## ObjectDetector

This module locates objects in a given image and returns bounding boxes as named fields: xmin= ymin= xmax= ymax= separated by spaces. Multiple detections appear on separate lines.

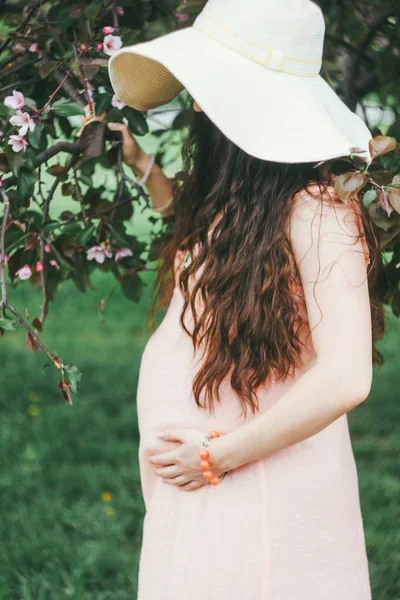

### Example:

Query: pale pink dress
xmin=136 ymin=188 xmax=372 ymax=599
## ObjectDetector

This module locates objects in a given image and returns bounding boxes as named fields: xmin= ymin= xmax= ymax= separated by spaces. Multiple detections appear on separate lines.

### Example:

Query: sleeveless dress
xmin=135 ymin=188 xmax=372 ymax=599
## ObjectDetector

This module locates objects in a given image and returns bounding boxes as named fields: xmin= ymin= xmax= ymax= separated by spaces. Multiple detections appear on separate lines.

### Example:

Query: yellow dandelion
xmin=28 ymin=405 xmax=40 ymax=417
xmin=101 ymin=491 xmax=112 ymax=503
xmin=105 ymin=506 xmax=115 ymax=517
xmin=28 ymin=391 xmax=40 ymax=403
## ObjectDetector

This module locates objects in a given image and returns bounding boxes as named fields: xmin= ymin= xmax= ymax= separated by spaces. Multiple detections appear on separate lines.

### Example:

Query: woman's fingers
xmin=155 ymin=465 xmax=180 ymax=479
xmin=107 ymin=121 xmax=133 ymax=143
xmin=149 ymin=449 xmax=181 ymax=466
xmin=180 ymin=480 xmax=206 ymax=491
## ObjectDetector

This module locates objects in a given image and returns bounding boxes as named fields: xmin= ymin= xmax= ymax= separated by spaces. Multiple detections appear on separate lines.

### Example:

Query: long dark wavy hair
xmin=149 ymin=107 xmax=385 ymax=418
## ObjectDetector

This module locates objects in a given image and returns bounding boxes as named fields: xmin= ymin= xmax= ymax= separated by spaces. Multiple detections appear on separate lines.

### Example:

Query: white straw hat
xmin=108 ymin=0 xmax=372 ymax=163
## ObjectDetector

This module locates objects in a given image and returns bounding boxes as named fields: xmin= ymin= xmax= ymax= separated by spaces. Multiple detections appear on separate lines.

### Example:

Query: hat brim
xmin=108 ymin=27 xmax=372 ymax=163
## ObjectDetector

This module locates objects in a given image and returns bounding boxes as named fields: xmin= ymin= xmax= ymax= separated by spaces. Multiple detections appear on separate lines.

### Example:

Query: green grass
xmin=0 ymin=271 xmax=399 ymax=599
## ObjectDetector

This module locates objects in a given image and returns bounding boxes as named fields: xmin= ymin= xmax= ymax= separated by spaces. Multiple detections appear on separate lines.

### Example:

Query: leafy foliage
xmin=0 ymin=0 xmax=399 ymax=401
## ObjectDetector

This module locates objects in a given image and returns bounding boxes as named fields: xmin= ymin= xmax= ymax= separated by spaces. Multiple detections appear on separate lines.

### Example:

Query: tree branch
xmin=6 ymin=302 xmax=63 ymax=367
xmin=36 ymin=142 xmax=81 ymax=166
xmin=0 ymin=186 xmax=10 ymax=308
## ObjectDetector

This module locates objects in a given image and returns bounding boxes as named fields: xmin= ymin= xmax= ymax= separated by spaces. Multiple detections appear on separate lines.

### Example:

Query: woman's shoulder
xmin=289 ymin=182 xmax=370 ymax=267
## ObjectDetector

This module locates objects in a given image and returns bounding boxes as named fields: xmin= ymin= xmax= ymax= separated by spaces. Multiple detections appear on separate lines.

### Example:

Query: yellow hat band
xmin=193 ymin=13 xmax=321 ymax=78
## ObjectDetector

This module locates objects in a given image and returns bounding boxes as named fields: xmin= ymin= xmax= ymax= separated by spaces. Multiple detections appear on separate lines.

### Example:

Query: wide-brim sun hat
xmin=108 ymin=0 xmax=372 ymax=164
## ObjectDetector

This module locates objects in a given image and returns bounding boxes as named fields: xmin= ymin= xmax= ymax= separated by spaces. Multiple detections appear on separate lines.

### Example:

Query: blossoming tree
xmin=0 ymin=0 xmax=399 ymax=402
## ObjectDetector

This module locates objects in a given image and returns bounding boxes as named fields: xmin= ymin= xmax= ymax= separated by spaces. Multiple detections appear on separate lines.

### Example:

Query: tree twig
xmin=6 ymin=302 xmax=63 ymax=367
xmin=0 ymin=185 xmax=10 ymax=308
xmin=36 ymin=141 xmax=81 ymax=166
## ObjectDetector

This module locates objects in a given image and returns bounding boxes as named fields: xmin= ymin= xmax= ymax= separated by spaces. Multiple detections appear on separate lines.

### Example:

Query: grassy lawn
xmin=0 ymin=266 xmax=399 ymax=599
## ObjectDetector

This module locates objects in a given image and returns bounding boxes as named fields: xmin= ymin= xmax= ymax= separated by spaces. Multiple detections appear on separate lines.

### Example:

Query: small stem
xmin=73 ymin=168 xmax=88 ymax=221
xmin=112 ymin=0 xmax=120 ymax=31
xmin=0 ymin=187 xmax=10 ymax=308
xmin=6 ymin=303 xmax=62 ymax=368
xmin=40 ymin=69 xmax=72 ymax=115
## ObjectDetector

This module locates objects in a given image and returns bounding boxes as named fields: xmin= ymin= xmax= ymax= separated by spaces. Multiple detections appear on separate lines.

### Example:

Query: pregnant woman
xmin=108 ymin=0 xmax=384 ymax=597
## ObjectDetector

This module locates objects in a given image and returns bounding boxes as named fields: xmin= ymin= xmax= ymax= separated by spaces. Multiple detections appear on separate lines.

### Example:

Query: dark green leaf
xmin=77 ymin=224 xmax=96 ymax=246
xmin=28 ymin=124 xmax=43 ymax=150
xmin=0 ymin=153 xmax=10 ymax=173
xmin=37 ymin=61 xmax=59 ymax=79
xmin=17 ymin=167 xmax=36 ymax=204
xmin=121 ymin=273 xmax=143 ymax=302
xmin=122 ymin=106 xmax=149 ymax=136
xmin=95 ymin=93 xmax=112 ymax=116
xmin=51 ymin=99 xmax=86 ymax=117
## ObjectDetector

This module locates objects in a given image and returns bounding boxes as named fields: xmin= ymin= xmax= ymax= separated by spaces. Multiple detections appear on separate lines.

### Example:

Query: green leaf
xmin=42 ymin=220 xmax=61 ymax=233
xmin=60 ymin=223 xmax=83 ymax=237
xmin=28 ymin=124 xmax=43 ymax=150
xmin=392 ymin=174 xmax=400 ymax=186
xmin=37 ymin=61 xmax=59 ymax=79
xmin=108 ymin=223 xmax=132 ymax=248
xmin=95 ymin=93 xmax=112 ymax=116
xmin=51 ymin=99 xmax=86 ymax=117
xmin=77 ymin=224 xmax=96 ymax=246
xmin=121 ymin=273 xmax=143 ymax=302
xmin=122 ymin=106 xmax=149 ymax=136
xmin=5 ymin=231 xmax=29 ymax=254
xmin=62 ymin=363 xmax=82 ymax=393
xmin=0 ymin=317 xmax=17 ymax=332
xmin=9 ymin=149 xmax=26 ymax=178
xmin=17 ymin=167 xmax=36 ymax=204
xmin=363 ymin=189 xmax=377 ymax=208
xmin=0 ymin=152 xmax=10 ymax=173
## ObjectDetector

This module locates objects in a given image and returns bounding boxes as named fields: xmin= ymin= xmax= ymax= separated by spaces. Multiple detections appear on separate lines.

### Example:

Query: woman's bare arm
xmin=212 ymin=193 xmax=373 ymax=471
xmin=107 ymin=122 xmax=175 ymax=216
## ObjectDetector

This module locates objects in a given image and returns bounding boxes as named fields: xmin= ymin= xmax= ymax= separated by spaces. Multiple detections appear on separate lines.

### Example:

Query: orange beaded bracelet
xmin=199 ymin=430 xmax=227 ymax=485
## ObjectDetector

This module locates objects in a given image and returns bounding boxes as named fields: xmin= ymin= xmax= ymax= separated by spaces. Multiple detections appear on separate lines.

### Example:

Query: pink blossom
xmin=103 ymin=34 xmax=122 ymax=56
xmin=116 ymin=6 xmax=124 ymax=16
xmin=86 ymin=245 xmax=113 ymax=264
xmin=102 ymin=26 xmax=115 ymax=35
xmin=0 ymin=253 xmax=10 ymax=264
xmin=8 ymin=134 xmax=28 ymax=152
xmin=44 ymin=244 xmax=51 ymax=254
xmin=111 ymin=94 xmax=126 ymax=109
xmin=4 ymin=90 xmax=25 ymax=110
xmin=173 ymin=10 xmax=190 ymax=23
xmin=9 ymin=110 xmax=35 ymax=136
xmin=81 ymin=43 xmax=88 ymax=51
xmin=28 ymin=43 xmax=42 ymax=57
xmin=16 ymin=264 xmax=32 ymax=280
xmin=115 ymin=247 xmax=133 ymax=261
xmin=35 ymin=261 xmax=44 ymax=273
xmin=97 ymin=43 xmax=103 ymax=51
xmin=49 ymin=259 xmax=60 ymax=269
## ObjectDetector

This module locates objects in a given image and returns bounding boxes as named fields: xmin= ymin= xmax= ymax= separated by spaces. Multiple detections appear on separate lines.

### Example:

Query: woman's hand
xmin=107 ymin=121 xmax=149 ymax=171
xmin=149 ymin=429 xmax=227 ymax=491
